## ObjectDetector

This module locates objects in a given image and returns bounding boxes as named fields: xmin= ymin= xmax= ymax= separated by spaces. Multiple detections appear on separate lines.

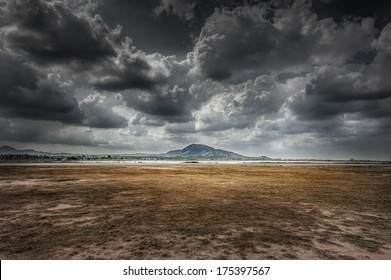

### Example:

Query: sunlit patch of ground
xmin=0 ymin=164 xmax=390 ymax=259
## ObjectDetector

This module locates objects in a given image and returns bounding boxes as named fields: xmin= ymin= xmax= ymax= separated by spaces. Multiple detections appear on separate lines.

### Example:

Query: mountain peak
xmin=0 ymin=145 xmax=16 ymax=150
xmin=166 ymin=143 xmax=244 ymax=159
xmin=182 ymin=144 xmax=214 ymax=152
xmin=0 ymin=146 xmax=18 ymax=152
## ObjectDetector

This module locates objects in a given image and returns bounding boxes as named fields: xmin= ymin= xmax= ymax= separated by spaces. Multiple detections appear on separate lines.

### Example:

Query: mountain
xmin=166 ymin=144 xmax=245 ymax=159
xmin=0 ymin=145 xmax=43 ymax=155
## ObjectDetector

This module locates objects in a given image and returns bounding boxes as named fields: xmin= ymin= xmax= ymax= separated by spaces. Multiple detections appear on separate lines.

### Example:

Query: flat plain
xmin=0 ymin=163 xmax=390 ymax=259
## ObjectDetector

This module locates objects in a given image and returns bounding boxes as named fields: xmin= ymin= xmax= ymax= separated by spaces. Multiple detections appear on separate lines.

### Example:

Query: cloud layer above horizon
xmin=0 ymin=0 xmax=390 ymax=159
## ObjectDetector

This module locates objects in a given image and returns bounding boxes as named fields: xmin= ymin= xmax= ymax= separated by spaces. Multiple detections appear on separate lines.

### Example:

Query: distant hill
xmin=166 ymin=144 xmax=246 ymax=159
xmin=0 ymin=145 xmax=43 ymax=155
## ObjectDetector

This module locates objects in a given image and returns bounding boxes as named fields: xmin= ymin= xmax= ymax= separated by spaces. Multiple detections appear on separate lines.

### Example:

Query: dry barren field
xmin=0 ymin=164 xmax=390 ymax=259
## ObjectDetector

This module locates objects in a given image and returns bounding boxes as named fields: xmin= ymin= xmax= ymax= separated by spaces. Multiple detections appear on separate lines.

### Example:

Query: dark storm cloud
xmin=2 ymin=0 xmax=117 ymax=65
xmin=191 ymin=2 xmax=320 ymax=82
xmin=154 ymin=0 xmax=199 ymax=21
xmin=289 ymin=75 xmax=391 ymax=121
xmin=95 ymin=0 xmax=270 ymax=59
xmin=0 ymin=117 xmax=109 ymax=147
xmin=312 ymin=0 xmax=391 ymax=29
xmin=0 ymin=48 xmax=133 ymax=129
xmin=80 ymin=94 xmax=128 ymax=128
xmin=311 ymin=17 xmax=376 ymax=65
xmin=291 ymin=81 xmax=385 ymax=120
xmin=0 ymin=0 xmax=162 ymax=128
xmin=117 ymin=54 xmax=197 ymax=123
xmin=192 ymin=5 xmax=282 ymax=81
xmin=192 ymin=75 xmax=291 ymax=131
xmin=92 ymin=44 xmax=161 ymax=91
xmin=191 ymin=1 xmax=377 ymax=82
xmin=90 ymin=50 xmax=195 ymax=122
xmin=1 ymin=0 xmax=161 ymax=93
xmin=0 ymin=51 xmax=83 ymax=123
xmin=96 ymin=0 xmax=197 ymax=59
xmin=123 ymin=87 xmax=192 ymax=123
xmin=288 ymin=21 xmax=391 ymax=121
xmin=0 ymin=0 xmax=195 ymax=129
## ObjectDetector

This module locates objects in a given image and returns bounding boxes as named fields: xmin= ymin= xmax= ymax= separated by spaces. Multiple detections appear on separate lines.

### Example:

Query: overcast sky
xmin=0 ymin=0 xmax=390 ymax=159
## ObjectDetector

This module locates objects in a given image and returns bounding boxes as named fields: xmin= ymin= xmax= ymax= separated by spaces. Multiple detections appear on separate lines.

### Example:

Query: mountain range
xmin=0 ymin=145 xmax=43 ymax=155
xmin=0 ymin=144 xmax=269 ymax=160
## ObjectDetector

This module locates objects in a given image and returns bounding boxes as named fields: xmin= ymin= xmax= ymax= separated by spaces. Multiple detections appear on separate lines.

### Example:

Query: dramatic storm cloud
xmin=0 ymin=50 xmax=83 ymax=123
xmin=154 ymin=0 xmax=199 ymax=21
xmin=0 ymin=0 xmax=390 ymax=159
xmin=2 ymin=0 xmax=117 ymax=65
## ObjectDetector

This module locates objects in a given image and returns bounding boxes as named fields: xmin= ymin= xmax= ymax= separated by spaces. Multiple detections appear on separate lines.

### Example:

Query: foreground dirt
xmin=0 ymin=164 xmax=390 ymax=259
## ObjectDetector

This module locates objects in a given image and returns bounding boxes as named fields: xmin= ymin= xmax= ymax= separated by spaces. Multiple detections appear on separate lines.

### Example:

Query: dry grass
xmin=0 ymin=164 xmax=390 ymax=259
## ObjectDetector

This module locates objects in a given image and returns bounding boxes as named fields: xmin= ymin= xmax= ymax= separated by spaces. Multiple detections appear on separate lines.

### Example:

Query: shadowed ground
xmin=0 ymin=164 xmax=390 ymax=259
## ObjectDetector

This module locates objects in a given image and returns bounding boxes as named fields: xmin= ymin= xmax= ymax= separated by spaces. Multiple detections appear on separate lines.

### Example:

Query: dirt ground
xmin=0 ymin=164 xmax=390 ymax=259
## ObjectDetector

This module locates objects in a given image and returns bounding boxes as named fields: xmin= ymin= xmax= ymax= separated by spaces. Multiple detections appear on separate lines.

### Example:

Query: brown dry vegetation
xmin=0 ymin=164 xmax=390 ymax=259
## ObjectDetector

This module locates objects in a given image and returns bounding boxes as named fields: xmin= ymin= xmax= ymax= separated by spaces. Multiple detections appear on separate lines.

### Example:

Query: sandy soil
xmin=0 ymin=164 xmax=390 ymax=259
